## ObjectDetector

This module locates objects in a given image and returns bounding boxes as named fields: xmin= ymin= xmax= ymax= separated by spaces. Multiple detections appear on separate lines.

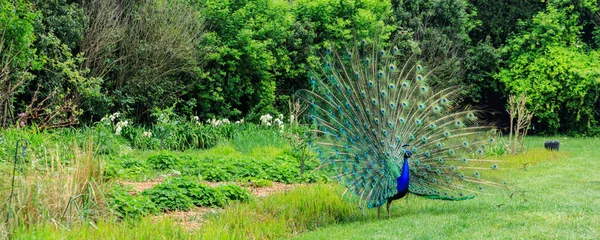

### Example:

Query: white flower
xmin=274 ymin=118 xmax=283 ymax=126
xmin=279 ymin=114 xmax=284 ymax=120
xmin=109 ymin=112 xmax=120 ymax=122
xmin=143 ymin=131 xmax=152 ymax=137
xmin=222 ymin=118 xmax=230 ymax=124
xmin=193 ymin=116 xmax=200 ymax=122
xmin=208 ymin=118 xmax=227 ymax=127
xmin=115 ymin=126 xmax=122 ymax=135
xmin=290 ymin=114 xmax=295 ymax=124
xmin=260 ymin=114 xmax=275 ymax=125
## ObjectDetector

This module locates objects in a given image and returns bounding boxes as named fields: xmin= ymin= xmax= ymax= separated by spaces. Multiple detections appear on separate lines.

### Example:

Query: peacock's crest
xmin=297 ymin=38 xmax=507 ymax=209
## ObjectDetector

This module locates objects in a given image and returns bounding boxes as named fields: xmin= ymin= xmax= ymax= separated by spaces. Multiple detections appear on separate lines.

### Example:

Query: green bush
xmin=146 ymin=153 xmax=180 ymax=171
xmin=167 ymin=177 xmax=226 ymax=207
xmin=141 ymin=180 xmax=195 ymax=211
xmin=199 ymin=166 xmax=233 ymax=182
xmin=186 ymin=148 xmax=326 ymax=184
xmin=217 ymin=184 xmax=251 ymax=203
xmin=142 ymin=177 xmax=236 ymax=210
xmin=108 ymin=185 xmax=158 ymax=220
xmin=497 ymin=5 xmax=600 ymax=134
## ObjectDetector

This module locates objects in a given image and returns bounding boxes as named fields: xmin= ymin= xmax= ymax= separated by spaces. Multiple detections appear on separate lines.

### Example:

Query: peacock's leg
xmin=377 ymin=206 xmax=381 ymax=219
xmin=386 ymin=200 xmax=392 ymax=218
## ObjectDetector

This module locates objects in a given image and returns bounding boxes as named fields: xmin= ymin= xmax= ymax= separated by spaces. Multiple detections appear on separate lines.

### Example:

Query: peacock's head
xmin=402 ymin=144 xmax=412 ymax=158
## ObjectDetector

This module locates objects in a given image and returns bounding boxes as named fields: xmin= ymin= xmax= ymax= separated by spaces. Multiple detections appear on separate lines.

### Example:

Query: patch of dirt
xmin=249 ymin=182 xmax=303 ymax=197
xmin=121 ymin=178 xmax=164 ymax=194
xmin=121 ymin=179 xmax=303 ymax=197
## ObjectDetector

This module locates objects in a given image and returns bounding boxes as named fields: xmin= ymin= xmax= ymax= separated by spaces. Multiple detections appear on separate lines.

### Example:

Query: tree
xmin=497 ymin=5 xmax=600 ymax=134
xmin=0 ymin=0 xmax=41 ymax=126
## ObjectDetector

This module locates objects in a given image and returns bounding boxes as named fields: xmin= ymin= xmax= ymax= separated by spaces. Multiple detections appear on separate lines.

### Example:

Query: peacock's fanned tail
xmin=296 ymin=39 xmax=505 ymax=209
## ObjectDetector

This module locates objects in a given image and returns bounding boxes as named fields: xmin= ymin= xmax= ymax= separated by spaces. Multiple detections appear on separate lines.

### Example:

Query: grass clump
xmin=12 ymin=217 xmax=196 ymax=240
xmin=200 ymin=184 xmax=361 ymax=239
xmin=0 ymin=142 xmax=108 ymax=238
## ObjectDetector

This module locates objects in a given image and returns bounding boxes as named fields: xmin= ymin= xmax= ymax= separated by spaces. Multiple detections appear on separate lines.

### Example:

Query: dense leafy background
xmin=1 ymin=0 xmax=599 ymax=135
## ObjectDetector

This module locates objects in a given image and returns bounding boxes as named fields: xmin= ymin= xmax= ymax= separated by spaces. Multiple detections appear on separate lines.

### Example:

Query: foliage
xmin=189 ymin=0 xmax=295 ymax=120
xmin=166 ymin=177 xmax=226 ymax=208
xmin=293 ymin=0 xmax=393 ymax=48
xmin=104 ymin=156 xmax=154 ymax=181
xmin=391 ymin=0 xmax=473 ymax=83
xmin=217 ymin=184 xmax=252 ymax=203
xmin=0 ymin=0 xmax=41 ymax=126
xmin=141 ymin=179 xmax=195 ymax=211
xmin=140 ymin=177 xmax=251 ymax=211
xmin=107 ymin=185 xmax=157 ymax=220
xmin=497 ymin=5 xmax=600 ymax=134
xmin=462 ymin=40 xmax=504 ymax=106
xmin=111 ymin=0 xmax=206 ymax=120
xmin=469 ymin=0 xmax=546 ymax=47
xmin=146 ymin=153 xmax=181 ymax=171
xmin=22 ymin=0 xmax=100 ymax=129
xmin=190 ymin=153 xmax=325 ymax=184
xmin=187 ymin=0 xmax=394 ymax=121
xmin=0 ymin=0 xmax=599 ymax=136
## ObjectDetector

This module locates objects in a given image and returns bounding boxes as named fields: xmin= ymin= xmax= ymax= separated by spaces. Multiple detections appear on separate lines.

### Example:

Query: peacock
xmin=296 ymin=38 xmax=506 ymax=218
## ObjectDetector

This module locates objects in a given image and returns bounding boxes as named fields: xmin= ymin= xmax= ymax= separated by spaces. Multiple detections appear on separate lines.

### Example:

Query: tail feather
xmin=297 ymin=38 xmax=506 ymax=208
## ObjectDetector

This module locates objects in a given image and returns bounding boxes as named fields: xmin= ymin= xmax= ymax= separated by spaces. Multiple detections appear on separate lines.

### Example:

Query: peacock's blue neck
xmin=396 ymin=156 xmax=410 ymax=194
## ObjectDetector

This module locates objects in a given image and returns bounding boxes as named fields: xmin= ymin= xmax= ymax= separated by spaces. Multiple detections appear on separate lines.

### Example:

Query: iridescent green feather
xmin=297 ymin=39 xmax=505 ymax=208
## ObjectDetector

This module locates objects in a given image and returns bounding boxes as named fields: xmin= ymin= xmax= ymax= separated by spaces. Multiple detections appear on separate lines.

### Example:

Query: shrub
xmin=217 ymin=184 xmax=251 ymax=203
xmin=143 ymin=177 xmax=233 ymax=210
xmin=497 ymin=6 xmax=600 ymax=134
xmin=146 ymin=152 xmax=180 ymax=171
xmin=167 ymin=177 xmax=226 ymax=207
xmin=199 ymin=164 xmax=234 ymax=182
xmin=108 ymin=185 xmax=158 ymax=220
xmin=141 ymin=181 xmax=194 ymax=211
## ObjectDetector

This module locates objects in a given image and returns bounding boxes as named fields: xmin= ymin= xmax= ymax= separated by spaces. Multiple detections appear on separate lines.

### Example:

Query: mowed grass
xmin=296 ymin=137 xmax=600 ymax=239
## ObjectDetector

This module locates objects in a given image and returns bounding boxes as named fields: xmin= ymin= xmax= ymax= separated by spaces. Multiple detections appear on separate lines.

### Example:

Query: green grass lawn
xmin=296 ymin=137 xmax=600 ymax=239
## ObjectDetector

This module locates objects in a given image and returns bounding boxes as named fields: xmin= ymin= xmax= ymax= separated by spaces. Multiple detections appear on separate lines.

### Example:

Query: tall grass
xmin=0 ymin=141 xmax=108 ymax=238
xmin=12 ymin=217 xmax=195 ymax=240
xmin=12 ymin=184 xmax=364 ymax=239
xmin=231 ymin=126 xmax=288 ymax=153
xmin=200 ymin=184 xmax=363 ymax=239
